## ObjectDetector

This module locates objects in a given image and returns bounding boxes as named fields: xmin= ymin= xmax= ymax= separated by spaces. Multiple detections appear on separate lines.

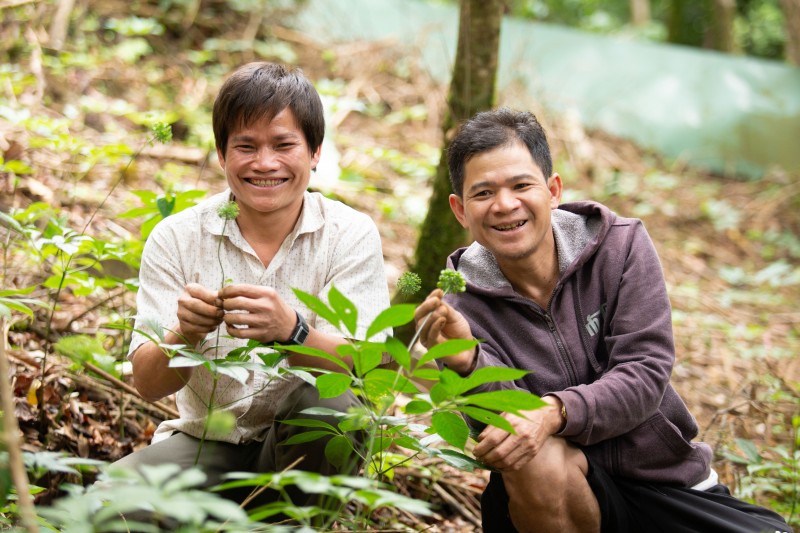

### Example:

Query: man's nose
xmin=252 ymin=148 xmax=280 ymax=171
xmin=492 ymin=189 xmax=520 ymax=212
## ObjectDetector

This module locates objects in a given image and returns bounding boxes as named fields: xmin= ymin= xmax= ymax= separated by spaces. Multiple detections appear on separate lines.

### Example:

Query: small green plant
xmin=723 ymin=417 xmax=799 ymax=528
xmin=241 ymin=280 xmax=545 ymax=528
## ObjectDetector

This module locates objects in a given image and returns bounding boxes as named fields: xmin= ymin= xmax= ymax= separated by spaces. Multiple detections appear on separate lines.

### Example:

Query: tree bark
xmin=710 ymin=0 xmax=736 ymax=52
xmin=781 ymin=0 xmax=800 ymax=65
xmin=630 ymin=0 xmax=651 ymax=27
xmin=393 ymin=0 xmax=503 ymax=338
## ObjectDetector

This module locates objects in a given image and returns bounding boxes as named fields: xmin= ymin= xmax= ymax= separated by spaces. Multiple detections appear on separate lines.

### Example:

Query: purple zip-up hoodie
xmin=444 ymin=200 xmax=712 ymax=486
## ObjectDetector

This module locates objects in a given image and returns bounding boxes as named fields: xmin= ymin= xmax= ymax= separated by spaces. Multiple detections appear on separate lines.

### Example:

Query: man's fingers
xmin=185 ymin=283 xmax=221 ymax=306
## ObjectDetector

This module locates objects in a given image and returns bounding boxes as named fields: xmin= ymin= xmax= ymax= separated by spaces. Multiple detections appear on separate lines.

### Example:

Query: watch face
xmin=291 ymin=311 xmax=309 ymax=345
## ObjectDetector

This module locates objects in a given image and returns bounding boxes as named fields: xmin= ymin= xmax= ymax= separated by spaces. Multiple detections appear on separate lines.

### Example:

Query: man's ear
xmin=449 ymin=194 xmax=469 ymax=229
xmin=548 ymin=173 xmax=563 ymax=209
xmin=310 ymin=145 xmax=322 ymax=171
xmin=216 ymin=146 xmax=226 ymax=169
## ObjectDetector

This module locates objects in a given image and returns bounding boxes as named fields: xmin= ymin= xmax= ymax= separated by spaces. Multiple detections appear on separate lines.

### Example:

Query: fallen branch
xmin=0 ymin=317 xmax=39 ymax=532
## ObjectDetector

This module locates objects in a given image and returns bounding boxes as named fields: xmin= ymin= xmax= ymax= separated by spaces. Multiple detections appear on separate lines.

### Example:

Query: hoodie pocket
xmin=608 ymin=412 xmax=707 ymax=484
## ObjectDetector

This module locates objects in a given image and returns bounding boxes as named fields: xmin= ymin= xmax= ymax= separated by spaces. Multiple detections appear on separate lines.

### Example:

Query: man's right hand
xmin=176 ymin=283 xmax=224 ymax=347
xmin=414 ymin=288 xmax=476 ymax=374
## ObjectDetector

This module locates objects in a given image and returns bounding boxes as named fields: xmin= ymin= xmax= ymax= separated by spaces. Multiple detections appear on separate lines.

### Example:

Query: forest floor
xmin=2 ymin=5 xmax=799 ymax=531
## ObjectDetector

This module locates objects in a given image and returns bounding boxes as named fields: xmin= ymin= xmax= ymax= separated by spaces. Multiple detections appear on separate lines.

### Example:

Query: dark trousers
xmin=113 ymin=382 xmax=362 ymax=509
xmin=481 ymin=461 xmax=793 ymax=533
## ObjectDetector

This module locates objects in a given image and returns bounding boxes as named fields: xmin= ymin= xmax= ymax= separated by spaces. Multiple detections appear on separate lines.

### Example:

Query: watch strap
xmin=286 ymin=310 xmax=309 ymax=345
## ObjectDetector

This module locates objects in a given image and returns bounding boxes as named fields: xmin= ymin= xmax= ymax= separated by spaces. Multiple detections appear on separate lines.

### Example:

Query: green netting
xmin=294 ymin=0 xmax=800 ymax=178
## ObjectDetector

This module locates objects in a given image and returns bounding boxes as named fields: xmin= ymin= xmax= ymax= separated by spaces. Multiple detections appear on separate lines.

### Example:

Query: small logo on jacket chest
xmin=585 ymin=303 xmax=607 ymax=336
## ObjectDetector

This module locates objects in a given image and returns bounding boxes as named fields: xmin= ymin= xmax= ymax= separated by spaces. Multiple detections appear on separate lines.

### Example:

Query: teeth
xmin=495 ymin=221 xmax=525 ymax=231
xmin=248 ymin=178 xmax=283 ymax=187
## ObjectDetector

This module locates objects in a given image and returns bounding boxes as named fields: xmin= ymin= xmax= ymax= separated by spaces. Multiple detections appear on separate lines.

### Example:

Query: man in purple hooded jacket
xmin=414 ymin=108 xmax=791 ymax=533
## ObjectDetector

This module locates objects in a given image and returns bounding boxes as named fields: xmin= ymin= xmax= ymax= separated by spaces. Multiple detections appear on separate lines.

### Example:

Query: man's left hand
xmin=219 ymin=284 xmax=297 ymax=344
xmin=473 ymin=397 xmax=563 ymax=471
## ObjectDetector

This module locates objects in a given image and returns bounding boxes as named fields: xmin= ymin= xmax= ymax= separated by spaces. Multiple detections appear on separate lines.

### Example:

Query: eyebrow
xmin=466 ymin=173 xmax=539 ymax=194
xmin=230 ymin=132 xmax=300 ymax=143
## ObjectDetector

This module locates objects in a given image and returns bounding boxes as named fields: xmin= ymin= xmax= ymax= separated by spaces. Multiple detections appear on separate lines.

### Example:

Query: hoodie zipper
xmin=541 ymin=286 xmax=579 ymax=387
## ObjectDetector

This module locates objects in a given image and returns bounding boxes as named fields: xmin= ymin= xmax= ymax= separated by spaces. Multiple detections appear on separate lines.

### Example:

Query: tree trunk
xmin=392 ymin=0 xmax=503 ymax=338
xmin=710 ymin=0 xmax=736 ymax=52
xmin=781 ymin=0 xmax=800 ymax=65
xmin=630 ymin=0 xmax=651 ymax=27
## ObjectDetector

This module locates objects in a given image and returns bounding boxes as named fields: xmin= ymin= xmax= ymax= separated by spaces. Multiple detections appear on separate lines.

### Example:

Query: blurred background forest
xmin=0 ymin=0 xmax=798 ymax=530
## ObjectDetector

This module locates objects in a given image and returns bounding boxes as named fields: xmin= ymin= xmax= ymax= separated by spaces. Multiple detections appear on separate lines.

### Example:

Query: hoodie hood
xmin=449 ymin=201 xmax=613 ymax=295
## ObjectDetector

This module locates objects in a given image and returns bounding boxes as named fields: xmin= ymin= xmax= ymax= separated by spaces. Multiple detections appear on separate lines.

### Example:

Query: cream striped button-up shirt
xmin=129 ymin=189 xmax=390 ymax=444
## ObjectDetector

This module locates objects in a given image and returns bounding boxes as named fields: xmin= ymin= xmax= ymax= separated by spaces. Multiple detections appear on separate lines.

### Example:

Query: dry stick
xmin=0 ymin=317 xmax=39 ymax=532
xmin=432 ymin=481 xmax=481 ymax=527
xmin=80 ymin=361 xmax=179 ymax=420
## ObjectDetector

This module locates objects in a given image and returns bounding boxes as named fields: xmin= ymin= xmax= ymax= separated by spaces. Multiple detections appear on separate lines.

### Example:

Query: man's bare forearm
xmin=131 ymin=328 xmax=194 ymax=402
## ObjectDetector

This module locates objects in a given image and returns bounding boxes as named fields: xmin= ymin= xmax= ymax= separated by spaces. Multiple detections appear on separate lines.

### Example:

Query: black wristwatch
xmin=285 ymin=310 xmax=309 ymax=345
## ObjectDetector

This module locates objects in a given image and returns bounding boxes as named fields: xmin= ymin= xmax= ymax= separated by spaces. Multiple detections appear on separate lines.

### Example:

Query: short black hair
xmin=447 ymin=108 xmax=552 ymax=197
xmin=212 ymin=62 xmax=324 ymax=155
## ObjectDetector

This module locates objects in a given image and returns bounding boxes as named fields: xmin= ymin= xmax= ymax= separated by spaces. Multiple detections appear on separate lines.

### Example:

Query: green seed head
xmin=151 ymin=122 xmax=173 ymax=144
xmin=437 ymin=269 xmax=466 ymax=295
xmin=217 ymin=200 xmax=240 ymax=220
xmin=396 ymin=271 xmax=422 ymax=296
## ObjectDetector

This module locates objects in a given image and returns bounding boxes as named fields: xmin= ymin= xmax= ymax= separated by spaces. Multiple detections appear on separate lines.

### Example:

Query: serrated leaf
xmin=277 ymin=343 xmax=350 ymax=371
xmin=328 ymin=285 xmax=358 ymax=336
xmin=417 ymin=338 xmax=479 ymax=368
xmin=435 ymin=448 xmax=486 ymax=472
xmin=458 ymin=406 xmax=515 ymax=434
xmin=325 ymin=435 xmax=354 ymax=469
xmin=458 ymin=366 xmax=529 ymax=393
xmin=366 ymin=304 xmax=415 ymax=340
xmin=431 ymin=411 xmax=469 ymax=450
xmin=315 ymin=372 xmax=352 ymax=398
xmin=282 ymin=430 xmax=332 ymax=446
xmin=464 ymin=390 xmax=545 ymax=413
xmin=404 ymin=400 xmax=432 ymax=414
xmin=343 ymin=342 xmax=382 ymax=377
xmin=385 ymin=336 xmax=410 ymax=371
xmin=293 ymin=288 xmax=340 ymax=331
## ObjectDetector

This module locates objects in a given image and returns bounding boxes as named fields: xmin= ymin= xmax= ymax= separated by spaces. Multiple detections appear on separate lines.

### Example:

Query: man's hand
xmin=473 ymin=396 xmax=564 ymax=472
xmin=414 ymin=288 xmax=475 ymax=374
xmin=219 ymin=284 xmax=296 ymax=344
xmin=176 ymin=283 xmax=224 ymax=347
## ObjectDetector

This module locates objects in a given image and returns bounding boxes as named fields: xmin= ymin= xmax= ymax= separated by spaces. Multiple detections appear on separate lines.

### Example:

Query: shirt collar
xmin=201 ymin=189 xmax=324 ymax=243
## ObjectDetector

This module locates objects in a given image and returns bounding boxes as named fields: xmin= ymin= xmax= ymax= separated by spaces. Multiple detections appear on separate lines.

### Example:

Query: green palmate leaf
xmin=366 ymin=304 xmax=415 ymax=340
xmin=417 ymin=338 xmax=479 ymax=368
xmin=458 ymin=366 xmax=529 ymax=394
xmin=328 ymin=285 xmax=358 ymax=336
xmin=464 ymin=390 xmax=546 ymax=413
xmin=458 ymin=406 xmax=515 ymax=434
xmin=281 ymin=430 xmax=333 ymax=446
xmin=341 ymin=341 xmax=382 ymax=377
xmin=431 ymin=411 xmax=469 ymax=450
xmin=315 ymin=372 xmax=352 ymax=398
xmin=429 ymin=367 xmax=461 ymax=404
xmin=363 ymin=368 xmax=420 ymax=401
xmin=404 ymin=399 xmax=433 ymax=414
xmin=279 ymin=343 xmax=350 ymax=372
xmin=385 ymin=336 xmax=411 ymax=371
xmin=325 ymin=435 xmax=354 ymax=469
xmin=293 ymin=288 xmax=340 ymax=331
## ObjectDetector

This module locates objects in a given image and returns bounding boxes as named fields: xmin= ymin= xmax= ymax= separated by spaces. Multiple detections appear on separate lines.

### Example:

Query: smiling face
xmin=216 ymin=107 xmax=320 ymax=226
xmin=449 ymin=140 xmax=562 ymax=265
